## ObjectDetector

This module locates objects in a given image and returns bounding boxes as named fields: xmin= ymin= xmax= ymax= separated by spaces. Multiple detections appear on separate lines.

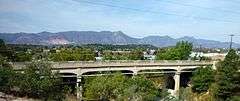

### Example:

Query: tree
xmin=49 ymin=48 xmax=95 ymax=61
xmin=14 ymin=52 xmax=32 ymax=62
xmin=191 ymin=66 xmax=215 ymax=93
xmin=214 ymin=49 xmax=240 ymax=100
xmin=0 ymin=54 xmax=15 ymax=93
xmin=156 ymin=41 xmax=193 ymax=60
xmin=0 ymin=39 xmax=13 ymax=60
xmin=17 ymin=60 xmax=67 ymax=100
xmin=84 ymin=73 xmax=161 ymax=100
xmin=84 ymin=73 xmax=126 ymax=100
xmin=128 ymin=49 xmax=144 ymax=60
xmin=122 ymin=76 xmax=159 ymax=101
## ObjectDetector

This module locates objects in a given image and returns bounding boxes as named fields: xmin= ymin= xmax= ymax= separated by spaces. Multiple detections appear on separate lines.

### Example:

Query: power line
xmin=72 ymin=0 xmax=238 ymax=24
xmin=155 ymin=0 xmax=240 ymax=16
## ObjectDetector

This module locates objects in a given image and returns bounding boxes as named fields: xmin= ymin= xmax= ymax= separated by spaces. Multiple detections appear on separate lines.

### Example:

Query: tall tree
xmin=214 ymin=49 xmax=240 ymax=100
xmin=0 ymin=39 xmax=13 ymax=60
xmin=191 ymin=66 xmax=215 ymax=93
xmin=156 ymin=41 xmax=193 ymax=60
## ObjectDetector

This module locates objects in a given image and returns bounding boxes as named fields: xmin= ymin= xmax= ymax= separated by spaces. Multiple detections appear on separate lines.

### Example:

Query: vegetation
xmin=84 ymin=73 xmax=163 ymax=100
xmin=103 ymin=49 xmax=144 ymax=60
xmin=16 ymin=60 xmax=67 ymax=100
xmin=0 ymin=39 xmax=14 ymax=61
xmin=156 ymin=41 xmax=192 ymax=60
xmin=2 ymin=38 xmax=240 ymax=101
xmin=214 ymin=49 xmax=240 ymax=100
xmin=0 ymin=58 xmax=68 ymax=100
xmin=13 ymin=52 xmax=33 ymax=62
xmin=0 ymin=40 xmax=68 ymax=100
xmin=191 ymin=66 xmax=215 ymax=93
xmin=49 ymin=48 xmax=95 ymax=61
xmin=81 ymin=44 xmax=157 ymax=51
xmin=189 ymin=49 xmax=240 ymax=101
xmin=0 ymin=55 xmax=15 ymax=93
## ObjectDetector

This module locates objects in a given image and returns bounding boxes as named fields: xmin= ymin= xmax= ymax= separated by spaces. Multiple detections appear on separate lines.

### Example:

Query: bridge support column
xmin=174 ymin=72 xmax=181 ymax=97
xmin=76 ymin=76 xmax=82 ymax=100
xmin=132 ymin=70 xmax=138 ymax=76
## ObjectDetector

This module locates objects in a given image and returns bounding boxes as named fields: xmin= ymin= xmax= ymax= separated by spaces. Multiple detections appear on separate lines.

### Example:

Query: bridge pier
xmin=132 ymin=69 xmax=138 ymax=76
xmin=76 ymin=76 xmax=83 ymax=100
xmin=174 ymin=72 xmax=181 ymax=97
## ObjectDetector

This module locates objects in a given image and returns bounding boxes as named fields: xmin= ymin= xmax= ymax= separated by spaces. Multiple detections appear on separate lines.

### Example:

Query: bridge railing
xmin=55 ymin=60 xmax=213 ymax=64
xmin=11 ymin=60 xmax=214 ymax=69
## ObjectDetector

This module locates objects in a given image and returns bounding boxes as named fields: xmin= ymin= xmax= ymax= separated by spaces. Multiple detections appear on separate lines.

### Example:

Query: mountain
xmin=0 ymin=31 xmax=238 ymax=48
xmin=139 ymin=35 xmax=176 ymax=47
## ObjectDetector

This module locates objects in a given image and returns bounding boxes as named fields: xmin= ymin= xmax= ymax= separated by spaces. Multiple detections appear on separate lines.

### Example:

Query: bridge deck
xmin=11 ymin=60 xmax=214 ymax=70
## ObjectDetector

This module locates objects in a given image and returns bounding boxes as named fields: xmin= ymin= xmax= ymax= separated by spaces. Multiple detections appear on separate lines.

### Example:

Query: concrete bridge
xmin=11 ymin=60 xmax=216 ymax=99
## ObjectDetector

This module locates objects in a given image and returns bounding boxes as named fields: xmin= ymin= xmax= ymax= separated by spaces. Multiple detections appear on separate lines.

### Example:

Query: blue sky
xmin=1 ymin=0 xmax=240 ymax=43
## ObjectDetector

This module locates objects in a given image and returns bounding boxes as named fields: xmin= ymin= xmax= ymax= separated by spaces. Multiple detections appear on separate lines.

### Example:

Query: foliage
xmin=128 ymin=49 xmax=144 ymax=60
xmin=156 ymin=41 xmax=192 ymax=60
xmin=103 ymin=49 xmax=144 ymax=60
xmin=103 ymin=51 xmax=129 ymax=60
xmin=214 ymin=49 xmax=240 ymax=100
xmin=84 ymin=73 xmax=161 ymax=101
xmin=230 ymin=96 xmax=240 ymax=101
xmin=191 ymin=66 xmax=215 ymax=93
xmin=82 ymin=44 xmax=157 ymax=51
xmin=0 ymin=55 xmax=15 ymax=93
xmin=178 ymin=87 xmax=215 ymax=101
xmin=13 ymin=52 xmax=32 ymax=62
xmin=17 ymin=60 xmax=67 ymax=100
xmin=49 ymin=48 xmax=95 ymax=61
xmin=0 ymin=39 xmax=14 ymax=61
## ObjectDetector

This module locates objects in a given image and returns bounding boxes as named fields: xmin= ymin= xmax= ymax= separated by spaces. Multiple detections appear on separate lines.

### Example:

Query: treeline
xmin=102 ymin=49 xmax=144 ymax=60
xmin=81 ymin=44 xmax=157 ymax=51
xmin=1 ymin=38 xmax=209 ymax=62
xmin=49 ymin=48 xmax=95 ymax=61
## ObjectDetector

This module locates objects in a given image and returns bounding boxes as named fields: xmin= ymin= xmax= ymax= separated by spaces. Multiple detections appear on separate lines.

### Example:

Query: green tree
xmin=84 ymin=73 xmax=160 ymax=101
xmin=0 ymin=39 xmax=13 ymax=60
xmin=214 ymin=49 xmax=240 ymax=100
xmin=122 ymin=76 xmax=159 ymax=101
xmin=84 ymin=73 xmax=126 ymax=100
xmin=128 ymin=49 xmax=144 ymax=60
xmin=18 ymin=60 xmax=67 ymax=100
xmin=14 ymin=52 xmax=32 ymax=62
xmin=156 ymin=41 xmax=193 ymax=60
xmin=191 ymin=66 xmax=215 ymax=93
xmin=49 ymin=48 xmax=95 ymax=61
xmin=0 ymin=55 xmax=15 ymax=93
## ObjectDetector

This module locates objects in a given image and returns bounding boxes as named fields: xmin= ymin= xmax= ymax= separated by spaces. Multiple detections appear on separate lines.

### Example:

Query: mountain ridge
xmin=0 ymin=31 xmax=238 ymax=48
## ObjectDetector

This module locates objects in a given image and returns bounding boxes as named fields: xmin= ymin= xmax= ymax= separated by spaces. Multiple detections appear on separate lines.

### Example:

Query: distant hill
xmin=0 ymin=31 xmax=238 ymax=48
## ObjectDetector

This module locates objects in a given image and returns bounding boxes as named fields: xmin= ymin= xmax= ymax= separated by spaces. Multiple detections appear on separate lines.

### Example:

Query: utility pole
xmin=229 ymin=34 xmax=234 ymax=49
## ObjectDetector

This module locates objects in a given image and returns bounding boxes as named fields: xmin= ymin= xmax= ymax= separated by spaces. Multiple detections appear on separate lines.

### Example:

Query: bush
xmin=84 ymin=73 xmax=162 ymax=100
xmin=0 ymin=55 xmax=15 ymax=93
xmin=17 ymin=60 xmax=67 ymax=100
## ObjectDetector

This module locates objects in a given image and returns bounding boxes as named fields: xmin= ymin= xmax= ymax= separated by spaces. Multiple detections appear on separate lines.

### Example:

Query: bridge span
xmin=11 ymin=60 xmax=216 ymax=99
